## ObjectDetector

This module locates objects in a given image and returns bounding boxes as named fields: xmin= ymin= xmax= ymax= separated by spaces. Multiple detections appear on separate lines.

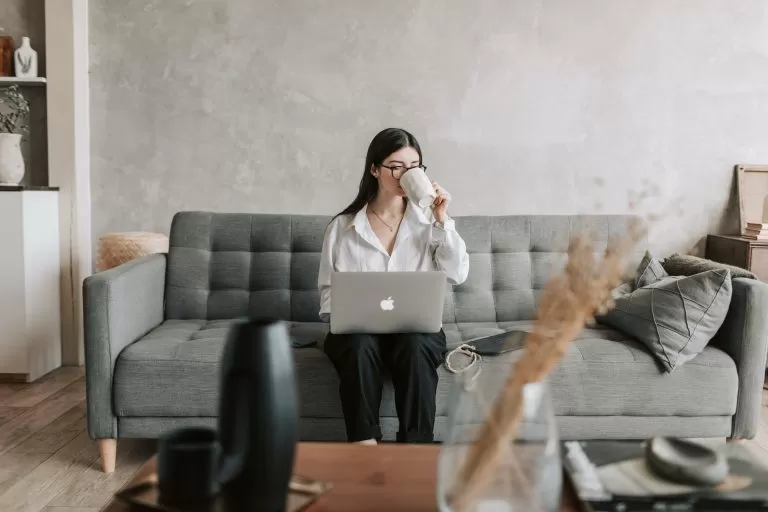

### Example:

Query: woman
xmin=317 ymin=128 xmax=469 ymax=444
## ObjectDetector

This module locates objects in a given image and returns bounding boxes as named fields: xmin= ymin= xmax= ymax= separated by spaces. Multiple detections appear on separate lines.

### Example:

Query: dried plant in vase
xmin=446 ymin=221 xmax=645 ymax=511
xmin=0 ymin=84 xmax=30 ymax=185
xmin=0 ymin=84 xmax=30 ymax=134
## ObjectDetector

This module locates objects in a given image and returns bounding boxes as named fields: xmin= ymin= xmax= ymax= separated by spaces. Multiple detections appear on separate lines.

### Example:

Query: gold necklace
xmin=371 ymin=209 xmax=402 ymax=232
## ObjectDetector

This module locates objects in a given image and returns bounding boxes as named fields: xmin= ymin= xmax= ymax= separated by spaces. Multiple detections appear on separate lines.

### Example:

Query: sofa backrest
xmin=165 ymin=211 xmax=643 ymax=323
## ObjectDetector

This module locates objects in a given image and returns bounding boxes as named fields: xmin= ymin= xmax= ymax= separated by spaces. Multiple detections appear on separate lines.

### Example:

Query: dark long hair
xmin=335 ymin=128 xmax=423 ymax=219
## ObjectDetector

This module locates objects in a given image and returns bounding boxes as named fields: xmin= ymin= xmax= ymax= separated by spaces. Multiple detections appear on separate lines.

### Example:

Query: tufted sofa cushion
xmin=165 ymin=213 xmax=329 ymax=321
xmin=164 ymin=212 xmax=645 ymax=324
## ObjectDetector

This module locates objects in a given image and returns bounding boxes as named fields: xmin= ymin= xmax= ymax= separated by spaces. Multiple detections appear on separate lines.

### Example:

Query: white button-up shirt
xmin=317 ymin=201 xmax=470 ymax=321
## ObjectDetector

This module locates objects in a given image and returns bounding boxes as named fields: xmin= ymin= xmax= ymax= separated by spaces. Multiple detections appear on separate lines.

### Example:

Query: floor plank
xmin=0 ymin=395 xmax=86 ymax=454
xmin=3 ymin=368 xmax=84 ymax=409
xmin=0 ymin=383 xmax=27 ymax=405
xmin=0 ymin=407 xmax=28 ymax=428
xmin=10 ymin=402 xmax=85 ymax=455
xmin=27 ymin=402 xmax=85 ymax=434
xmin=51 ymin=379 xmax=86 ymax=403
xmin=0 ymin=430 xmax=99 ymax=512
xmin=0 ymin=453 xmax=50 ymax=496
xmin=9 ymin=429 xmax=81 ymax=457
xmin=47 ymin=439 xmax=154 ymax=509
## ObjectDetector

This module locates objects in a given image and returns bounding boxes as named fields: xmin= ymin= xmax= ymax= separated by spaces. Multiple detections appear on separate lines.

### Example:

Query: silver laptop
xmin=330 ymin=271 xmax=447 ymax=334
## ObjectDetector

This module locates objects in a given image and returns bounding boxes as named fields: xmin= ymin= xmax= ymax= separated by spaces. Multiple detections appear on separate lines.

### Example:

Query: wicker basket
xmin=97 ymin=231 xmax=169 ymax=271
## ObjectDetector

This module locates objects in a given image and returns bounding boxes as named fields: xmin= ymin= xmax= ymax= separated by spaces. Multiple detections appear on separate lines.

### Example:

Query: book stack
xmin=745 ymin=223 xmax=768 ymax=240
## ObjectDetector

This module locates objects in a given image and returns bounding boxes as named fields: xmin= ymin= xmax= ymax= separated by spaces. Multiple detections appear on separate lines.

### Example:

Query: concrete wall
xmin=89 ymin=0 xmax=768 ymax=255
xmin=0 ymin=0 xmax=48 ymax=187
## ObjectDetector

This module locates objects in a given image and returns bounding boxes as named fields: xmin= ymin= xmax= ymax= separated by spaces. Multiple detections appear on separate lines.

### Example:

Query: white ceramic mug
xmin=400 ymin=167 xmax=437 ymax=209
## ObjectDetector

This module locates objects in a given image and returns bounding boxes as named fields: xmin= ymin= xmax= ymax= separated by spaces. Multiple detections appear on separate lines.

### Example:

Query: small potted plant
xmin=0 ymin=84 xmax=30 ymax=185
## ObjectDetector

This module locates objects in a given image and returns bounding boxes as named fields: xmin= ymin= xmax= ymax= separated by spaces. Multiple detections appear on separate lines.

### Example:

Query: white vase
xmin=0 ymin=133 xmax=25 ymax=185
xmin=14 ymin=37 xmax=37 ymax=78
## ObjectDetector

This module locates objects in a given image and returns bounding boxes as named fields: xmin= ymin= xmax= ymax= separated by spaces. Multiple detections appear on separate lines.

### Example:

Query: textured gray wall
xmin=0 ymin=0 xmax=47 ymax=187
xmin=89 ymin=0 xmax=768 ymax=255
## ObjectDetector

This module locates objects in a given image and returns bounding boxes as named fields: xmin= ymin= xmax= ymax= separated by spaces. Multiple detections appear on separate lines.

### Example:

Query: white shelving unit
xmin=0 ymin=77 xmax=47 ymax=86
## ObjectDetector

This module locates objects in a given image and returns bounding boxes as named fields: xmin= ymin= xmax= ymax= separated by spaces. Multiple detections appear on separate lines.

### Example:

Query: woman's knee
xmin=325 ymin=333 xmax=381 ymax=363
xmin=390 ymin=332 xmax=445 ymax=366
xmin=349 ymin=334 xmax=380 ymax=359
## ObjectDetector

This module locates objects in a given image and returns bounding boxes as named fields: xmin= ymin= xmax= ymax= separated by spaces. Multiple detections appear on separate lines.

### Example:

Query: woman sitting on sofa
xmin=317 ymin=127 xmax=470 ymax=445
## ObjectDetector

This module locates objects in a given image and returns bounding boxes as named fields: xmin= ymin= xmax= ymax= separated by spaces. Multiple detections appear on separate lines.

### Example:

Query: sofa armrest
xmin=711 ymin=277 xmax=768 ymax=439
xmin=83 ymin=253 xmax=167 ymax=439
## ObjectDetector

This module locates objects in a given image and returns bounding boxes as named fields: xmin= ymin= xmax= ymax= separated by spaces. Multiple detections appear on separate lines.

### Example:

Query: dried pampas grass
xmin=447 ymin=220 xmax=645 ymax=511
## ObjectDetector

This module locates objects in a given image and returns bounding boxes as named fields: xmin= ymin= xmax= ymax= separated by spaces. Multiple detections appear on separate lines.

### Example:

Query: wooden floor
xmin=0 ymin=367 xmax=154 ymax=512
xmin=0 ymin=367 xmax=767 ymax=512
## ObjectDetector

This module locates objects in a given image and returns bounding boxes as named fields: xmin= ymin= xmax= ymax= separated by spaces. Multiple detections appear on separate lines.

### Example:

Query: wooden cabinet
xmin=706 ymin=234 xmax=768 ymax=281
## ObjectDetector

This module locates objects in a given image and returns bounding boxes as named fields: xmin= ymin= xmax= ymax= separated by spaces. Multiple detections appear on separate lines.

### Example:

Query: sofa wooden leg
xmin=727 ymin=437 xmax=746 ymax=444
xmin=98 ymin=439 xmax=117 ymax=473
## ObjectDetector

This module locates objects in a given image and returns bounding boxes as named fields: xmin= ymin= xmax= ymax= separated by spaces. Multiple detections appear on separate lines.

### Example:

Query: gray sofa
xmin=84 ymin=211 xmax=768 ymax=470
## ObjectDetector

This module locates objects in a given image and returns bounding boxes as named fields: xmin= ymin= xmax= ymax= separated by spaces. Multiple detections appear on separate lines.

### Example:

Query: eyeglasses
xmin=379 ymin=164 xmax=427 ymax=179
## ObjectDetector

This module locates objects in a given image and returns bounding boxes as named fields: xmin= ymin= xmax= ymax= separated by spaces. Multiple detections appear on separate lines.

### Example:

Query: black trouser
xmin=323 ymin=330 xmax=447 ymax=443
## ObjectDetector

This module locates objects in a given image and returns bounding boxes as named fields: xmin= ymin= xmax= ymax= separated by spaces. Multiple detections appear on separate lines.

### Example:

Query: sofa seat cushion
xmin=114 ymin=320 xmax=738 ymax=421
xmin=549 ymin=326 xmax=737 ymax=417
xmin=113 ymin=319 xmax=330 ymax=417
xmin=397 ymin=322 xmax=737 ymax=419
xmin=434 ymin=322 xmax=738 ymax=418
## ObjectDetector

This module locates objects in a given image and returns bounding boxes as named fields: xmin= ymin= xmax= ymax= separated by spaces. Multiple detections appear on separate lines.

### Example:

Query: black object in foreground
xmin=218 ymin=318 xmax=299 ymax=512
xmin=115 ymin=318 xmax=316 ymax=512
xmin=157 ymin=427 xmax=221 ymax=504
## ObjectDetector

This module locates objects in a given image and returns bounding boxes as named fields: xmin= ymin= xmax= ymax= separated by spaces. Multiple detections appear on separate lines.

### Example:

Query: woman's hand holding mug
xmin=431 ymin=181 xmax=450 ymax=223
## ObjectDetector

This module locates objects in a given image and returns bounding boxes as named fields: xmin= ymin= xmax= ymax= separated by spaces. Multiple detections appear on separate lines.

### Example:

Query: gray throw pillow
xmin=635 ymin=251 xmax=669 ymax=288
xmin=599 ymin=254 xmax=733 ymax=373
xmin=662 ymin=253 xmax=757 ymax=280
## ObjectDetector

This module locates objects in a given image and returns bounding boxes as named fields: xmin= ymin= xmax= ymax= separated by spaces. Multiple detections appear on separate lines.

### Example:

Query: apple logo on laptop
xmin=380 ymin=296 xmax=395 ymax=311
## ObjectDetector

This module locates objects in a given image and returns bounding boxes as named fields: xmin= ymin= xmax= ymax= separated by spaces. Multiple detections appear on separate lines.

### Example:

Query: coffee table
xmin=102 ymin=442 xmax=579 ymax=511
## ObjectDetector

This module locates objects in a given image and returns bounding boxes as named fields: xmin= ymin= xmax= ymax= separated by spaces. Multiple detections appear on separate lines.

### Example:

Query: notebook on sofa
xmin=464 ymin=330 xmax=528 ymax=356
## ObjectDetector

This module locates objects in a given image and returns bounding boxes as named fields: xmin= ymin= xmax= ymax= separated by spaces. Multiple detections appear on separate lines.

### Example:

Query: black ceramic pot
xmin=217 ymin=318 xmax=299 ymax=512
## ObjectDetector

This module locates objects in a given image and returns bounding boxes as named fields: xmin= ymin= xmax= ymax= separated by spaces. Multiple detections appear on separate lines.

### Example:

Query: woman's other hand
xmin=431 ymin=181 xmax=450 ymax=223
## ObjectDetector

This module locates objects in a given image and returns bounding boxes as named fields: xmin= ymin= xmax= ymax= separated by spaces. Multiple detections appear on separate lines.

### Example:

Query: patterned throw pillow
xmin=598 ymin=252 xmax=733 ymax=372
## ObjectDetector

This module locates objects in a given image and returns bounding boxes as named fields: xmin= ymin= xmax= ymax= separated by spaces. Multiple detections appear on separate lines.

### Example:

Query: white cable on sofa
xmin=444 ymin=343 xmax=483 ymax=382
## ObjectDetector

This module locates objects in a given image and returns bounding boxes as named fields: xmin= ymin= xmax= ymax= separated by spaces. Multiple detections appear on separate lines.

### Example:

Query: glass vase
xmin=437 ymin=366 xmax=562 ymax=512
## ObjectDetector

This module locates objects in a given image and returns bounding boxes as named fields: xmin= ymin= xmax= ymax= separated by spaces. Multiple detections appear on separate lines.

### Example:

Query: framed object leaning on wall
xmin=736 ymin=164 xmax=768 ymax=236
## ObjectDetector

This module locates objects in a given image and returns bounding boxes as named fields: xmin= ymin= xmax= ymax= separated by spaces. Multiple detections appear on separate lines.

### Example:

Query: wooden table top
xmin=102 ymin=442 xmax=579 ymax=511
xmin=708 ymin=233 xmax=768 ymax=245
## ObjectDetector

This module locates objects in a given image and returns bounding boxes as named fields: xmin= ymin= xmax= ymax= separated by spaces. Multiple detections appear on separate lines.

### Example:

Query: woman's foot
xmin=357 ymin=439 xmax=377 ymax=445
